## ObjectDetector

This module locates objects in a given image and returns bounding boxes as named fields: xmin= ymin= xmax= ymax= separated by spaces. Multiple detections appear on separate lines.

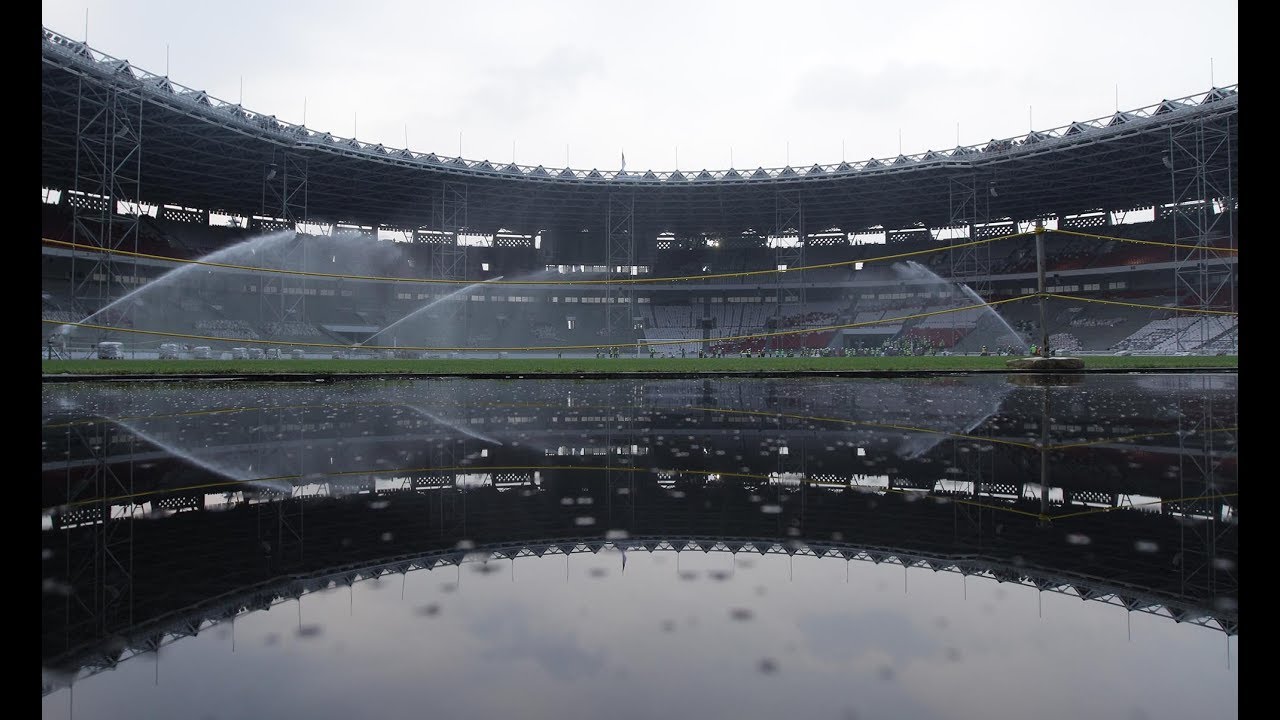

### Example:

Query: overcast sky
xmin=41 ymin=0 xmax=1238 ymax=173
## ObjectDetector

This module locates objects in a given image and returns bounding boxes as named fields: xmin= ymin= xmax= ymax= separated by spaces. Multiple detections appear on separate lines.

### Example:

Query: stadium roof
xmin=41 ymin=26 xmax=1238 ymax=235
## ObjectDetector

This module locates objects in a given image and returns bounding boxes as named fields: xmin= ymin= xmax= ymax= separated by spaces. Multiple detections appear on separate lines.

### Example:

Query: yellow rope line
xmin=1043 ymin=293 xmax=1238 ymax=315
xmin=1054 ymin=228 xmax=1238 ymax=253
xmin=46 ymin=399 xmax=1043 ymax=452
xmin=46 ymin=465 xmax=765 ymax=509
xmin=40 ymin=232 xmax=1026 ymax=285
xmin=41 ymin=294 xmax=1037 ymax=352
xmin=46 ymin=396 xmax=1236 ymax=456
xmin=1049 ymin=426 xmax=1237 ymax=451
xmin=42 ymin=400 xmax=402 ymax=429
xmin=44 ymin=463 xmax=1045 ymax=520
xmin=54 ymin=460 xmax=1212 ymax=523
xmin=1048 ymin=492 xmax=1237 ymax=521
xmin=686 ymin=405 xmax=1041 ymax=450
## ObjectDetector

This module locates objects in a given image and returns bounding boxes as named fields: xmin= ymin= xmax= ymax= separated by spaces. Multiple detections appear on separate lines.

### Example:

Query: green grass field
xmin=41 ymin=354 xmax=1238 ymax=376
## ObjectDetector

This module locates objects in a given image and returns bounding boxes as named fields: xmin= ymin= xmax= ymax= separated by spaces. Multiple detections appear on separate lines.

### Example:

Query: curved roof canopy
xmin=41 ymin=26 xmax=1238 ymax=235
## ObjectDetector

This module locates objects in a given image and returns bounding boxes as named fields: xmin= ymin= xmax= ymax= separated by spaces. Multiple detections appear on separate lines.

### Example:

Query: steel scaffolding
xmin=1174 ymin=374 xmax=1238 ymax=634
xmin=257 ymin=151 xmax=309 ymax=327
xmin=68 ymin=70 xmax=143 ymax=340
xmin=431 ymin=181 xmax=469 ymax=347
xmin=57 ymin=413 xmax=135 ymax=676
xmin=773 ymin=189 xmax=804 ymax=353
xmin=947 ymin=174 xmax=992 ymax=300
xmin=1168 ymin=112 xmax=1237 ymax=352
xmin=605 ymin=192 xmax=636 ymax=339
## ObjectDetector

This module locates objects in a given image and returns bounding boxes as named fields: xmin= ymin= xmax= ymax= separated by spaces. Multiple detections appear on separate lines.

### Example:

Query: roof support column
xmin=69 ymin=72 xmax=143 ymax=343
xmin=1036 ymin=219 xmax=1048 ymax=356
xmin=1168 ymin=114 xmax=1236 ymax=352
xmin=431 ymin=180 xmax=469 ymax=351
xmin=773 ymin=188 xmax=803 ymax=354
xmin=257 ymin=151 xmax=310 ymax=332
xmin=605 ymin=192 xmax=636 ymax=343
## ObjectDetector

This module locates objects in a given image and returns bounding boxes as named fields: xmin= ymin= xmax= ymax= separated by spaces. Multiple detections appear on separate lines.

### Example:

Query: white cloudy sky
xmin=41 ymin=0 xmax=1238 ymax=172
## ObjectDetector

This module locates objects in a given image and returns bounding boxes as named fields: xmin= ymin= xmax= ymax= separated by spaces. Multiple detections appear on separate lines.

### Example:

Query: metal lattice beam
xmin=40 ymin=29 xmax=1238 ymax=245
xmin=947 ymin=174 xmax=991 ymax=299
xmin=1174 ymin=374 xmax=1237 ymax=608
xmin=68 ymin=71 xmax=143 ymax=339
xmin=605 ymin=192 xmax=635 ymax=339
xmin=424 ymin=181 xmax=468 ymax=347
xmin=773 ymin=189 xmax=804 ymax=353
xmin=1169 ymin=115 xmax=1237 ymax=352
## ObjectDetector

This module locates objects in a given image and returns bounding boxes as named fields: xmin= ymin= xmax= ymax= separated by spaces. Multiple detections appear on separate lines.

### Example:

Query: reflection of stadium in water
xmin=42 ymin=375 xmax=1237 ymax=708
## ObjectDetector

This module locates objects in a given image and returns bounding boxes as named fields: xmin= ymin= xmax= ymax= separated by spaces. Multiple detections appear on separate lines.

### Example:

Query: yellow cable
xmin=1048 ymin=426 xmax=1237 ymax=451
xmin=1055 ymin=228 xmax=1238 ymax=253
xmin=40 ymin=232 xmax=1026 ymax=286
xmin=50 ymin=459 xmax=1207 ymax=523
xmin=1048 ymin=492 xmax=1237 ymax=521
xmin=52 ymin=398 xmax=1205 ymax=455
xmin=1043 ymin=293 xmax=1238 ymax=315
xmin=685 ymin=405 xmax=1041 ymax=450
xmin=41 ymin=294 xmax=1038 ymax=352
xmin=45 ymin=463 xmax=1040 ymax=520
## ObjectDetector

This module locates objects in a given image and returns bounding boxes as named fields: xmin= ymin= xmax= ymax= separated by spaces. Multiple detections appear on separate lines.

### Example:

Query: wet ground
xmin=41 ymin=375 xmax=1238 ymax=720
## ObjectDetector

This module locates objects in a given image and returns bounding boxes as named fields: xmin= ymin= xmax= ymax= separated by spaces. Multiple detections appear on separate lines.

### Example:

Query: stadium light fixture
xmin=1162 ymin=155 xmax=1173 ymax=169
xmin=265 ymin=163 xmax=278 ymax=180
xmin=988 ymin=182 xmax=998 ymax=198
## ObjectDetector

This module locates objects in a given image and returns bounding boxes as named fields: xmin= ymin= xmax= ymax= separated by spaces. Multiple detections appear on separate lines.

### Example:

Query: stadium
xmin=41 ymin=13 xmax=1238 ymax=719
xmin=40 ymin=26 xmax=1238 ymax=365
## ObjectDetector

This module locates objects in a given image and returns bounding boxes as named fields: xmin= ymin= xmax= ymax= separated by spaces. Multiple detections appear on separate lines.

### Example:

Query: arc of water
xmin=68 ymin=230 xmax=298 ymax=333
xmin=898 ymin=260 xmax=1026 ymax=344
xmin=363 ymin=276 xmax=506 ymax=345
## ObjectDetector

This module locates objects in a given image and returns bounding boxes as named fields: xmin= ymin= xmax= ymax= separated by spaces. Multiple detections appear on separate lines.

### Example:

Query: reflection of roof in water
xmin=42 ymin=375 xmax=1237 ymax=691
xmin=41 ymin=469 xmax=1238 ymax=694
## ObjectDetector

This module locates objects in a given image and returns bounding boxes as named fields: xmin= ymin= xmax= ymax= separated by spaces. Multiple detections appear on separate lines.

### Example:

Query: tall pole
xmin=1039 ymin=385 xmax=1050 ymax=526
xmin=1035 ymin=219 xmax=1048 ymax=356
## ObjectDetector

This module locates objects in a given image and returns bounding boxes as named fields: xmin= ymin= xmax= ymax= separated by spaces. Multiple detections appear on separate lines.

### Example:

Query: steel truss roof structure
xmin=41 ymin=26 xmax=1238 ymax=236
xmin=41 ymin=469 xmax=1238 ymax=696
xmin=40 ymin=532 xmax=1237 ymax=697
